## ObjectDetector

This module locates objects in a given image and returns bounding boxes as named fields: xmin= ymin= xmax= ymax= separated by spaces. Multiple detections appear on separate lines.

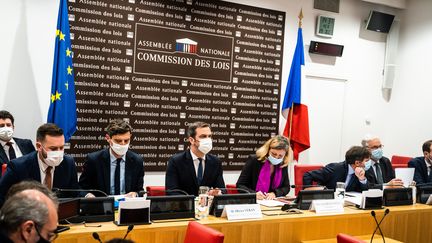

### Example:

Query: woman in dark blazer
xmin=236 ymin=135 xmax=290 ymax=200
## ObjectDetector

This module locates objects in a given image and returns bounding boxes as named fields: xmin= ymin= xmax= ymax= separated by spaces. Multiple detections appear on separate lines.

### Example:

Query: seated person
xmin=236 ymin=135 xmax=290 ymax=200
xmin=303 ymin=146 xmax=371 ymax=192
xmin=362 ymin=135 xmax=403 ymax=188
xmin=0 ymin=110 xmax=35 ymax=165
xmin=0 ymin=123 xmax=78 ymax=206
xmin=0 ymin=189 xmax=59 ymax=243
xmin=79 ymin=119 xmax=144 ymax=197
xmin=165 ymin=121 xmax=225 ymax=196
xmin=408 ymin=140 xmax=432 ymax=185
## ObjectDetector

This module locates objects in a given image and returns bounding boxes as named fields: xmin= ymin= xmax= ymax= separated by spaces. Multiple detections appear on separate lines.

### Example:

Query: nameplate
xmin=221 ymin=204 xmax=262 ymax=220
xmin=310 ymin=199 xmax=344 ymax=214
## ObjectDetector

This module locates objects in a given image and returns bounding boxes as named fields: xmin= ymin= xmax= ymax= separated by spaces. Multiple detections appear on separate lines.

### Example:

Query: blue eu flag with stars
xmin=47 ymin=0 xmax=76 ymax=141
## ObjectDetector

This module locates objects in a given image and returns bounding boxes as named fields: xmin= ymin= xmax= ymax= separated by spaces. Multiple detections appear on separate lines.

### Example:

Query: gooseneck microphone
xmin=123 ymin=225 xmax=134 ymax=239
xmin=92 ymin=232 xmax=102 ymax=243
xmin=52 ymin=188 xmax=109 ymax=197
xmin=370 ymin=209 xmax=390 ymax=243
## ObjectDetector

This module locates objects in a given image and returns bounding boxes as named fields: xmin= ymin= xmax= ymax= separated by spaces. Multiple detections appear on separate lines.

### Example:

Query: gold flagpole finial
xmin=298 ymin=9 xmax=303 ymax=28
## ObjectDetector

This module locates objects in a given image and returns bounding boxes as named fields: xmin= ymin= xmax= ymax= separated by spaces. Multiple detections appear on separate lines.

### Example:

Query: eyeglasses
xmin=34 ymin=223 xmax=58 ymax=242
xmin=368 ymin=145 xmax=384 ymax=150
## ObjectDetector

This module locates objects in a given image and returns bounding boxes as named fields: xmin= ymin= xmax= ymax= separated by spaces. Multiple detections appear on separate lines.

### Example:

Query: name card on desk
xmin=221 ymin=204 xmax=262 ymax=220
xmin=310 ymin=199 xmax=344 ymax=214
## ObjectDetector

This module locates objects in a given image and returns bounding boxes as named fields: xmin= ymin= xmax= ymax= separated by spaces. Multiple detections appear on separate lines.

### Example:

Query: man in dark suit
xmin=79 ymin=119 xmax=144 ymax=197
xmin=166 ymin=121 xmax=225 ymax=196
xmin=362 ymin=136 xmax=403 ymax=188
xmin=0 ymin=123 xmax=79 ymax=206
xmin=0 ymin=110 xmax=35 ymax=165
xmin=408 ymin=140 xmax=432 ymax=185
xmin=303 ymin=146 xmax=371 ymax=192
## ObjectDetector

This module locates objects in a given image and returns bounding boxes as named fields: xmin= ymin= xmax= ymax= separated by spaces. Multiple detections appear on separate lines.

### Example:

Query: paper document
xmin=257 ymin=199 xmax=285 ymax=207
xmin=395 ymin=168 xmax=415 ymax=187
xmin=344 ymin=192 xmax=362 ymax=206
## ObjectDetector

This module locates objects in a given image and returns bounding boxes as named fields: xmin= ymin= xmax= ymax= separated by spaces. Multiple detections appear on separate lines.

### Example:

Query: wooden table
xmin=55 ymin=204 xmax=432 ymax=243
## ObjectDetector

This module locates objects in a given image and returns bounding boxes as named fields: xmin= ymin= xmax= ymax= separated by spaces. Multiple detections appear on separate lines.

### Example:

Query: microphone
xmin=123 ymin=225 xmax=134 ymax=239
xmin=92 ymin=232 xmax=102 ymax=243
xmin=164 ymin=189 xmax=189 ymax=195
xmin=218 ymin=187 xmax=251 ymax=194
xmin=370 ymin=209 xmax=390 ymax=243
xmin=52 ymin=188 xmax=109 ymax=197
xmin=290 ymin=184 xmax=327 ymax=190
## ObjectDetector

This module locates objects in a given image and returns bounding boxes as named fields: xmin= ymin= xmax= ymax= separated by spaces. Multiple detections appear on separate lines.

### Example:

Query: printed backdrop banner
xmin=67 ymin=0 xmax=286 ymax=171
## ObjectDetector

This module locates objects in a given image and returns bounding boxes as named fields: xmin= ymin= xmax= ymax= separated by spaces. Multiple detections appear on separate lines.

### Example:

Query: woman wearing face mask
xmin=236 ymin=135 xmax=291 ymax=200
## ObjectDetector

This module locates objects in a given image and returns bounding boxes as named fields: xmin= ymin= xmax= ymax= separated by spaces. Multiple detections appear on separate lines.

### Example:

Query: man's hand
xmin=124 ymin=191 xmax=138 ymax=198
xmin=208 ymin=189 xmax=221 ymax=196
xmin=355 ymin=167 xmax=366 ymax=181
xmin=387 ymin=178 xmax=404 ymax=187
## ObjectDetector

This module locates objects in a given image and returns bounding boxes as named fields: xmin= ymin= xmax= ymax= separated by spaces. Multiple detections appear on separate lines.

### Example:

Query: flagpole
xmin=288 ymin=10 xmax=303 ymax=140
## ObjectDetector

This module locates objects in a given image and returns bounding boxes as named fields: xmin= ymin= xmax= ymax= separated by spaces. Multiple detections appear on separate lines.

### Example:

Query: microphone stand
xmin=370 ymin=209 xmax=390 ymax=243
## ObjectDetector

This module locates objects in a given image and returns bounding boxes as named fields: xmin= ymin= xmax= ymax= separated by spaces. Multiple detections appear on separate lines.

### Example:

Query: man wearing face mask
xmin=362 ymin=135 xmax=403 ymax=189
xmin=408 ymin=140 xmax=432 ymax=185
xmin=0 ymin=110 xmax=35 ymax=165
xmin=0 ymin=123 xmax=79 ymax=206
xmin=0 ymin=189 xmax=58 ymax=243
xmin=165 ymin=121 xmax=225 ymax=196
xmin=303 ymin=146 xmax=371 ymax=192
xmin=79 ymin=119 xmax=144 ymax=197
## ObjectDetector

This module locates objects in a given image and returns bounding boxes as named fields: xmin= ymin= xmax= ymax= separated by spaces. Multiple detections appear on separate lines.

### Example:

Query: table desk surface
xmin=55 ymin=204 xmax=432 ymax=243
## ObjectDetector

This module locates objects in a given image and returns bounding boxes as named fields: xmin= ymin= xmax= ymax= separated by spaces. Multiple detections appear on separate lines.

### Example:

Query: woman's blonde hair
xmin=256 ymin=135 xmax=290 ymax=167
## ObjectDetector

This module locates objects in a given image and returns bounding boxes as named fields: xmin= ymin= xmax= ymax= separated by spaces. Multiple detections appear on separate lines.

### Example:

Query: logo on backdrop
xmin=134 ymin=24 xmax=233 ymax=83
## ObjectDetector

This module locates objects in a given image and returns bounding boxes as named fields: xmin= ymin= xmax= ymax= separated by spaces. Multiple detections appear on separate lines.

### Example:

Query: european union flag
xmin=47 ymin=0 xmax=76 ymax=141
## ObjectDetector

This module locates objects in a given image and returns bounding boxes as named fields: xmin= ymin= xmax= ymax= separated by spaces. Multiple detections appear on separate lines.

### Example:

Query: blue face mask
xmin=364 ymin=160 xmax=372 ymax=171
xmin=371 ymin=148 xmax=383 ymax=160
xmin=268 ymin=154 xmax=283 ymax=165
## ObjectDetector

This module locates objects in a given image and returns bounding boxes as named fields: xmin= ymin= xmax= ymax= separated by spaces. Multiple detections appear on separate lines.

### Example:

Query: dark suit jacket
xmin=165 ymin=150 xmax=225 ymax=196
xmin=0 ymin=151 xmax=79 ymax=206
xmin=303 ymin=161 xmax=369 ymax=192
xmin=79 ymin=149 xmax=144 ymax=195
xmin=0 ymin=137 xmax=35 ymax=164
xmin=236 ymin=155 xmax=290 ymax=197
xmin=408 ymin=156 xmax=431 ymax=185
xmin=366 ymin=156 xmax=395 ymax=189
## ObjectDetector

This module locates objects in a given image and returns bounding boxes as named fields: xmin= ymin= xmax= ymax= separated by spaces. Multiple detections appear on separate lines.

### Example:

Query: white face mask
xmin=0 ymin=127 xmax=13 ymax=141
xmin=198 ymin=138 xmax=212 ymax=154
xmin=111 ymin=142 xmax=129 ymax=156
xmin=44 ymin=150 xmax=64 ymax=167
xmin=268 ymin=154 xmax=283 ymax=165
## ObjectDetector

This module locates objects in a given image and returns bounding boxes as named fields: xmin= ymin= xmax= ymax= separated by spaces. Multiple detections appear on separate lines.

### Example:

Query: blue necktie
xmin=197 ymin=158 xmax=203 ymax=185
xmin=114 ymin=158 xmax=121 ymax=195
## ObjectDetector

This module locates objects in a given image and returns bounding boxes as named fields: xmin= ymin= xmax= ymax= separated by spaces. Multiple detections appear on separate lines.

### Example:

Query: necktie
xmin=375 ymin=163 xmax=384 ymax=184
xmin=6 ymin=142 xmax=16 ymax=161
xmin=197 ymin=158 xmax=203 ymax=185
xmin=44 ymin=166 xmax=53 ymax=190
xmin=114 ymin=158 xmax=121 ymax=195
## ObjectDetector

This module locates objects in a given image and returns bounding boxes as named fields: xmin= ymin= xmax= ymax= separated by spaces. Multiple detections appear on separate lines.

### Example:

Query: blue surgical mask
xmin=364 ymin=160 xmax=372 ymax=171
xmin=268 ymin=154 xmax=283 ymax=165
xmin=371 ymin=148 xmax=383 ymax=160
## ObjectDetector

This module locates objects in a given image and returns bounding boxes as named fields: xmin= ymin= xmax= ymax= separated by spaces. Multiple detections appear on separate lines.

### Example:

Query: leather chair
xmin=184 ymin=221 xmax=224 ymax=243
xmin=392 ymin=163 xmax=408 ymax=170
xmin=336 ymin=233 xmax=365 ymax=243
xmin=391 ymin=155 xmax=412 ymax=170
xmin=1 ymin=163 xmax=7 ymax=176
xmin=226 ymin=184 xmax=238 ymax=194
xmin=146 ymin=186 xmax=166 ymax=196
xmin=391 ymin=155 xmax=412 ymax=165
xmin=294 ymin=164 xmax=323 ymax=196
